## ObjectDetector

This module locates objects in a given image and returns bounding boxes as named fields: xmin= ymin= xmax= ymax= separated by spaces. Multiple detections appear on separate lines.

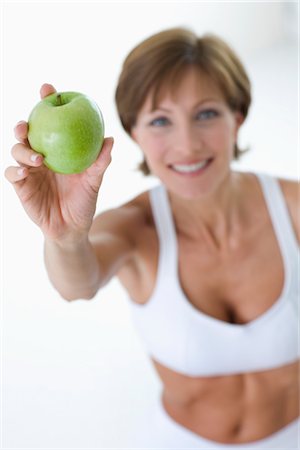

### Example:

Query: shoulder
xmin=90 ymin=189 xmax=152 ymax=243
xmin=277 ymin=176 xmax=300 ymax=244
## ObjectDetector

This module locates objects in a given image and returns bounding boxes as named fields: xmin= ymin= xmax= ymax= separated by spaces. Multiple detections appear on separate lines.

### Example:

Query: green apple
xmin=28 ymin=91 xmax=105 ymax=174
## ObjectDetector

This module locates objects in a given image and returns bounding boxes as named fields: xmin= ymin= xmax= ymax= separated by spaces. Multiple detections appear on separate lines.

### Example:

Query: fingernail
xmin=17 ymin=167 xmax=25 ymax=176
xmin=31 ymin=154 xmax=40 ymax=162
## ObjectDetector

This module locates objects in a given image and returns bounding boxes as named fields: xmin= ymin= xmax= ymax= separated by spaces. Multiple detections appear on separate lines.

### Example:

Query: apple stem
xmin=57 ymin=94 xmax=63 ymax=106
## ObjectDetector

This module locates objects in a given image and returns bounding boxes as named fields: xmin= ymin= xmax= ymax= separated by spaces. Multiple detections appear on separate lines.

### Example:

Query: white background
xmin=1 ymin=1 xmax=299 ymax=449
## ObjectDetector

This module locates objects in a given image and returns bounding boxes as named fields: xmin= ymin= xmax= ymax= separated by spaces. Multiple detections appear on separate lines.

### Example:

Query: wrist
xmin=44 ymin=231 xmax=90 ymax=250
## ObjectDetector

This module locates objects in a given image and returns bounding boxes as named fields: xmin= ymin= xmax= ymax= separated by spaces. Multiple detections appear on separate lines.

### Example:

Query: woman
xmin=5 ymin=28 xmax=299 ymax=448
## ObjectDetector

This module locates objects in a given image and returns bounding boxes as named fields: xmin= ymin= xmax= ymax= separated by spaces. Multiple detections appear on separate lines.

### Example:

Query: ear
xmin=130 ymin=126 xmax=138 ymax=143
xmin=233 ymin=112 xmax=244 ymax=139
xmin=234 ymin=111 xmax=244 ymax=129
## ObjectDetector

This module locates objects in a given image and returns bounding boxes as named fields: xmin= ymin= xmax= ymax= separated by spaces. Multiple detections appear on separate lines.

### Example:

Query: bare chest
xmin=177 ymin=227 xmax=284 ymax=324
xmin=127 ymin=216 xmax=284 ymax=326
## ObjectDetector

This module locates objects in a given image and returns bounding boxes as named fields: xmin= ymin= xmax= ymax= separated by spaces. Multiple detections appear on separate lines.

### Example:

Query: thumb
xmin=92 ymin=136 xmax=114 ymax=173
xmin=40 ymin=83 xmax=57 ymax=99
xmin=85 ymin=137 xmax=114 ymax=187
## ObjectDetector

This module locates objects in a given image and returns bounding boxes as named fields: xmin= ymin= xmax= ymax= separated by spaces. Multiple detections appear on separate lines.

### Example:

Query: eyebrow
xmin=193 ymin=98 xmax=221 ymax=107
xmin=151 ymin=98 xmax=221 ymax=113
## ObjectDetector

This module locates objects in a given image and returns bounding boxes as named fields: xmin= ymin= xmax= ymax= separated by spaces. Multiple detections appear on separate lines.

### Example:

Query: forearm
xmin=44 ymin=235 xmax=102 ymax=301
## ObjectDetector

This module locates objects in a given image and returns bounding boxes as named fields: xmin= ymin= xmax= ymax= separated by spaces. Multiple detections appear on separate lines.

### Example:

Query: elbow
xmin=60 ymin=290 xmax=98 ymax=302
xmin=61 ymin=294 xmax=80 ymax=302
xmin=55 ymin=277 xmax=102 ymax=302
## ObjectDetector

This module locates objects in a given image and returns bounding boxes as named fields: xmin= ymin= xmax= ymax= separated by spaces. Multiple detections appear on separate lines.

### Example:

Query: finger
xmin=40 ymin=83 xmax=56 ymax=99
xmin=14 ymin=121 xmax=29 ymax=144
xmin=4 ymin=165 xmax=29 ymax=184
xmin=85 ymin=137 xmax=114 ymax=188
xmin=92 ymin=137 xmax=114 ymax=172
xmin=11 ymin=142 xmax=44 ymax=167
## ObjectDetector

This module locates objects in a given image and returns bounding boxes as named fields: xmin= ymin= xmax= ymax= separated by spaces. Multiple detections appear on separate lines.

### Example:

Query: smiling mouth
xmin=170 ymin=158 xmax=213 ymax=174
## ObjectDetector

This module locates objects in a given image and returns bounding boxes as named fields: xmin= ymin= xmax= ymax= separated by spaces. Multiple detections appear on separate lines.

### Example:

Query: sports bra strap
xmin=255 ymin=172 xmax=299 ymax=260
xmin=149 ymin=185 xmax=178 ymax=280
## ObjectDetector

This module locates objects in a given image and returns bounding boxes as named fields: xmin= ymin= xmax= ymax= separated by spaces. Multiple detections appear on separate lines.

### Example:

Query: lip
xmin=170 ymin=158 xmax=212 ymax=166
xmin=169 ymin=157 xmax=214 ymax=176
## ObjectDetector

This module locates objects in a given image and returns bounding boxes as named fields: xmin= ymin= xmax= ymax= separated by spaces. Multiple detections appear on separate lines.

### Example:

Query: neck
xmin=168 ymin=171 xmax=246 ymax=252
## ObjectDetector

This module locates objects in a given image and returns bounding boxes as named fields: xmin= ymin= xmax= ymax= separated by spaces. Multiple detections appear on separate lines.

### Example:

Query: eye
xmin=196 ymin=109 xmax=219 ymax=120
xmin=149 ymin=116 xmax=170 ymax=127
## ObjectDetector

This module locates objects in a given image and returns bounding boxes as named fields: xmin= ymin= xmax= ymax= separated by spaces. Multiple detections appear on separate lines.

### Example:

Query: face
xmin=131 ymin=67 xmax=243 ymax=199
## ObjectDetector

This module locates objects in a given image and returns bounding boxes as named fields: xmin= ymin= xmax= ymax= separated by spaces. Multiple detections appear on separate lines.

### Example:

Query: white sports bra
xmin=128 ymin=172 xmax=299 ymax=376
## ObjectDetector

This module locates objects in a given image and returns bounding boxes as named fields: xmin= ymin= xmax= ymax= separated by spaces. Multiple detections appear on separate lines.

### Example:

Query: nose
xmin=172 ymin=122 xmax=201 ymax=157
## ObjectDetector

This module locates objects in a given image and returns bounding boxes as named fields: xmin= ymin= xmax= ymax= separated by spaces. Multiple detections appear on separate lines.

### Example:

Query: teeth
xmin=172 ymin=159 xmax=210 ymax=173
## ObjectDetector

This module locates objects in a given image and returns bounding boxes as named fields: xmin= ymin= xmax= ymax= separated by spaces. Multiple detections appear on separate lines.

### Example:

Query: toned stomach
xmin=152 ymin=359 xmax=299 ymax=444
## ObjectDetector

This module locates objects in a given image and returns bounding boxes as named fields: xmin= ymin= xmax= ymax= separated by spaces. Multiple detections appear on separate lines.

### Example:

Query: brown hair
xmin=115 ymin=27 xmax=251 ymax=175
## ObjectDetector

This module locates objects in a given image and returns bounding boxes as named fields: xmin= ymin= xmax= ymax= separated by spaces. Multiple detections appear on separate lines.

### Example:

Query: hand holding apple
xmin=28 ymin=91 xmax=105 ymax=174
xmin=5 ymin=84 xmax=114 ymax=242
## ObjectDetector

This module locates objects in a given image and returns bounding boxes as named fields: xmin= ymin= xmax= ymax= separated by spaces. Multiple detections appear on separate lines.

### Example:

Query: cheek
xmin=202 ymin=123 xmax=235 ymax=149
xmin=142 ymin=135 xmax=169 ymax=161
xmin=200 ymin=128 xmax=223 ymax=148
